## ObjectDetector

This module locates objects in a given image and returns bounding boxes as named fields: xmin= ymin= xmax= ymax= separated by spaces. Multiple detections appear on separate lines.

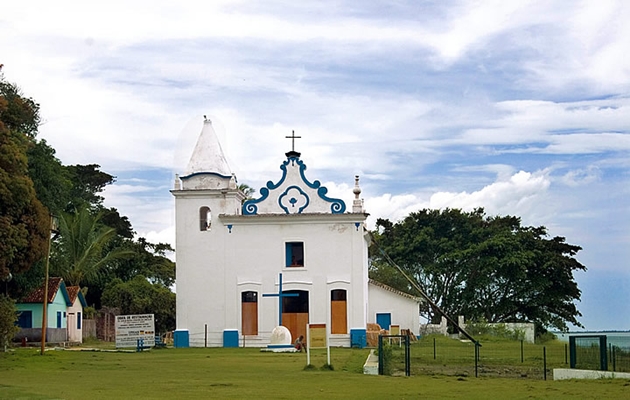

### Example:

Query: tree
xmin=0 ymin=295 xmax=19 ymax=351
xmin=27 ymin=139 xmax=73 ymax=215
xmin=50 ymin=207 xmax=134 ymax=288
xmin=65 ymin=164 xmax=115 ymax=210
xmin=86 ymin=237 xmax=175 ymax=308
xmin=109 ymin=238 xmax=175 ymax=287
xmin=101 ymin=276 xmax=175 ymax=334
xmin=0 ymin=76 xmax=49 ymax=281
xmin=238 ymin=183 xmax=256 ymax=201
xmin=0 ymin=77 xmax=40 ymax=138
xmin=371 ymin=208 xmax=586 ymax=332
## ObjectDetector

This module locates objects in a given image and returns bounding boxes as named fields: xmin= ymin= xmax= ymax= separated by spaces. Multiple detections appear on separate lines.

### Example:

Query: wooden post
xmin=40 ymin=215 xmax=54 ymax=355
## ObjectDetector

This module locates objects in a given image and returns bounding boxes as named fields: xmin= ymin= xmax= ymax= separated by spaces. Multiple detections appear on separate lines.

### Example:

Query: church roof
xmin=369 ymin=279 xmax=422 ymax=302
xmin=182 ymin=118 xmax=232 ymax=179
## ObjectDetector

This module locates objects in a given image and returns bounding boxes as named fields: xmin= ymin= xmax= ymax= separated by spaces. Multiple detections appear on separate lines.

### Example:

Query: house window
xmin=331 ymin=289 xmax=347 ymax=334
xmin=241 ymin=291 xmax=258 ymax=336
xmin=77 ymin=312 xmax=82 ymax=329
xmin=200 ymin=206 xmax=211 ymax=231
xmin=17 ymin=311 xmax=32 ymax=328
xmin=56 ymin=311 xmax=62 ymax=328
xmin=285 ymin=242 xmax=304 ymax=267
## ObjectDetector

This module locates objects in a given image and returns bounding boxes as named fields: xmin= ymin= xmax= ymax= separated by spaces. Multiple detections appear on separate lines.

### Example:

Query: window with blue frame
xmin=285 ymin=242 xmax=304 ymax=267
xmin=17 ymin=311 xmax=32 ymax=328
xmin=77 ymin=312 xmax=82 ymax=329
xmin=56 ymin=311 xmax=62 ymax=328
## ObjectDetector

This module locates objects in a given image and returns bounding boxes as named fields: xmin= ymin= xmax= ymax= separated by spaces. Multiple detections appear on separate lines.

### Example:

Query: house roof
xmin=66 ymin=286 xmax=87 ymax=308
xmin=369 ymin=279 xmax=423 ymax=302
xmin=22 ymin=277 xmax=72 ymax=306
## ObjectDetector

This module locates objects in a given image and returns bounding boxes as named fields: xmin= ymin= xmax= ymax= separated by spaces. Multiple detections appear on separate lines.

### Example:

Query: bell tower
xmin=171 ymin=117 xmax=245 ymax=344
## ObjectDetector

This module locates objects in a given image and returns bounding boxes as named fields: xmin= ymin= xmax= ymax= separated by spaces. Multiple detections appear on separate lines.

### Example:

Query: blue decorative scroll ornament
xmin=242 ymin=156 xmax=346 ymax=215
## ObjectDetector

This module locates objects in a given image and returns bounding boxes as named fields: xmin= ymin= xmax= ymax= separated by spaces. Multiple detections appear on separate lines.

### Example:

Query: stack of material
xmin=401 ymin=329 xmax=418 ymax=342
xmin=366 ymin=323 xmax=386 ymax=347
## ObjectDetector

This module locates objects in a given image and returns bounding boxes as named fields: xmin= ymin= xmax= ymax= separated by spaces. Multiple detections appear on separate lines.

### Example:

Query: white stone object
xmin=270 ymin=326 xmax=292 ymax=345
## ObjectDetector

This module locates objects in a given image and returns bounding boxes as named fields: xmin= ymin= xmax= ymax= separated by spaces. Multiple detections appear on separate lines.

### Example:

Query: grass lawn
xmin=1 ymin=345 xmax=629 ymax=399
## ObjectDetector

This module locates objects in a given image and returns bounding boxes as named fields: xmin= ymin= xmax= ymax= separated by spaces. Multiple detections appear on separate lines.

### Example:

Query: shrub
xmin=0 ymin=295 xmax=20 ymax=351
xmin=465 ymin=319 xmax=526 ymax=341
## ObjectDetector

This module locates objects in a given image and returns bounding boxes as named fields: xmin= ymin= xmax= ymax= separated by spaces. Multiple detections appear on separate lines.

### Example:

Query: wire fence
xmin=380 ymin=335 xmax=630 ymax=380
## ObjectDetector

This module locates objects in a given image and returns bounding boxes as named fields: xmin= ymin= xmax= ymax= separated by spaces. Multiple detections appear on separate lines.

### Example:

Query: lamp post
xmin=40 ymin=215 xmax=57 ymax=355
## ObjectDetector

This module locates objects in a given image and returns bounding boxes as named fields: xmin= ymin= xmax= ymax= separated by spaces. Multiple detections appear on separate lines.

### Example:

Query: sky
xmin=2 ymin=0 xmax=629 ymax=331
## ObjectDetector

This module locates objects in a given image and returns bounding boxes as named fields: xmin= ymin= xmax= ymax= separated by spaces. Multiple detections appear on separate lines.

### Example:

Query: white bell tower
xmin=171 ymin=117 xmax=245 ymax=344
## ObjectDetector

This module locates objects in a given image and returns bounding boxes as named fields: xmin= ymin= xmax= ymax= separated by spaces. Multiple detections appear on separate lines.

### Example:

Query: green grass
xmin=1 ymin=344 xmax=629 ymax=399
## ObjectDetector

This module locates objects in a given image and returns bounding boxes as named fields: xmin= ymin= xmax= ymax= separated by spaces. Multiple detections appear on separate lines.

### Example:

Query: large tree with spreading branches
xmin=370 ymin=208 xmax=586 ymax=332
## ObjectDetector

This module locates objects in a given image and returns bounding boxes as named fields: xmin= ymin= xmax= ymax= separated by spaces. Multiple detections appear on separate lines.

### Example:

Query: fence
xmin=569 ymin=335 xmax=630 ymax=373
xmin=382 ymin=335 xmax=571 ymax=379
xmin=380 ymin=334 xmax=630 ymax=379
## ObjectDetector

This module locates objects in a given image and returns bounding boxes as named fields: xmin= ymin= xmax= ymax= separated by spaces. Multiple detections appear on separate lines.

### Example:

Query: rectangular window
xmin=17 ymin=311 xmax=32 ymax=328
xmin=285 ymin=242 xmax=304 ymax=267
xmin=77 ymin=312 xmax=82 ymax=329
xmin=56 ymin=311 xmax=62 ymax=328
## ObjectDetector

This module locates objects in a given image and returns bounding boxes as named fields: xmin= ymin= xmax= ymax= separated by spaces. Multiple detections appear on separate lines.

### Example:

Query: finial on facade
xmin=229 ymin=174 xmax=237 ymax=189
xmin=352 ymin=175 xmax=363 ymax=213
xmin=174 ymin=174 xmax=181 ymax=190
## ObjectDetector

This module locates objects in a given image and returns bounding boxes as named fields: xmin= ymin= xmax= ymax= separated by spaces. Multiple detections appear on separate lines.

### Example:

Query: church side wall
xmin=368 ymin=284 xmax=420 ymax=336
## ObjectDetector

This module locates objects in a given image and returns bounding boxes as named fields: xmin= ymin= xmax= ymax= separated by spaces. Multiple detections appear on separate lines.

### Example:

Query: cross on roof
xmin=262 ymin=273 xmax=299 ymax=326
xmin=285 ymin=130 xmax=301 ymax=152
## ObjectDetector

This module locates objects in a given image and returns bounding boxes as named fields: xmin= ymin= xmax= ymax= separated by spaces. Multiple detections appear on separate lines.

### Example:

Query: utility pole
xmin=40 ymin=215 xmax=56 ymax=355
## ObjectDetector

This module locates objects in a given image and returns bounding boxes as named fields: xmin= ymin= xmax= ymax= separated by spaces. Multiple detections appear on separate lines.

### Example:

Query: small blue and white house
xmin=15 ymin=277 xmax=84 ymax=343
xmin=171 ymin=118 xmax=421 ymax=348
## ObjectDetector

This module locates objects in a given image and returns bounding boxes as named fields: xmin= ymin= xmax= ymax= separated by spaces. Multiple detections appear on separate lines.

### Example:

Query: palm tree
xmin=51 ymin=207 xmax=134 ymax=287
xmin=238 ymin=183 xmax=256 ymax=201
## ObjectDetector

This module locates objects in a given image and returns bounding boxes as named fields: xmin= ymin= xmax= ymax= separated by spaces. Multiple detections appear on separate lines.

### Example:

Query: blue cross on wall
xmin=262 ymin=273 xmax=299 ymax=326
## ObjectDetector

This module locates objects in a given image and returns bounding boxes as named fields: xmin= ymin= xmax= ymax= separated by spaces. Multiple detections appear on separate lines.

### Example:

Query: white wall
xmin=174 ymin=191 xmax=370 ymax=346
xmin=368 ymin=283 xmax=420 ymax=336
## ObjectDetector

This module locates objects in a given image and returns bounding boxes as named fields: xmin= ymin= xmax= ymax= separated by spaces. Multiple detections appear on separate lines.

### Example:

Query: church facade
xmin=171 ymin=118 xmax=419 ymax=347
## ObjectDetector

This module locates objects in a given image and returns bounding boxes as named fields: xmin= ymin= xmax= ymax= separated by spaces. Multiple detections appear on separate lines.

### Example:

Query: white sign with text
xmin=115 ymin=314 xmax=155 ymax=348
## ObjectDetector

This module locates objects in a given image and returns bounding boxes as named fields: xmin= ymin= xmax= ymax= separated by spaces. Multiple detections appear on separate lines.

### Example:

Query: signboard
xmin=115 ymin=314 xmax=155 ymax=348
xmin=308 ymin=323 xmax=327 ymax=349
xmin=306 ymin=323 xmax=330 ymax=366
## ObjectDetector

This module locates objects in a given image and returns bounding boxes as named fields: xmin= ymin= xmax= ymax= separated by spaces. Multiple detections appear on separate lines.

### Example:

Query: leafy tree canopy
xmin=0 ymin=295 xmax=20 ymax=350
xmin=50 ymin=207 xmax=135 ymax=288
xmin=27 ymin=139 xmax=72 ymax=215
xmin=370 ymin=208 xmax=586 ymax=332
xmin=0 ymin=76 xmax=49 ymax=281
xmin=101 ymin=275 xmax=175 ymax=334
xmin=65 ymin=164 xmax=115 ymax=211
xmin=0 ymin=78 xmax=40 ymax=138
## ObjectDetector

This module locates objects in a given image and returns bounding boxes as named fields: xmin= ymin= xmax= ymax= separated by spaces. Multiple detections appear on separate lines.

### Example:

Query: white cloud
xmin=3 ymin=0 xmax=629 ymax=330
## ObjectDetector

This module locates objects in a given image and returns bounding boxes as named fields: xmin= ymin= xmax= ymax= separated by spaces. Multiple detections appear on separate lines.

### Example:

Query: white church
xmin=171 ymin=118 xmax=420 ymax=348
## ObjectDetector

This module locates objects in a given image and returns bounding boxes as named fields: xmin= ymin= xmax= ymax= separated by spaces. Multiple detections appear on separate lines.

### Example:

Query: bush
xmin=378 ymin=342 xmax=394 ymax=375
xmin=535 ymin=331 xmax=557 ymax=344
xmin=0 ymin=295 xmax=20 ymax=350
xmin=465 ymin=319 xmax=526 ymax=341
